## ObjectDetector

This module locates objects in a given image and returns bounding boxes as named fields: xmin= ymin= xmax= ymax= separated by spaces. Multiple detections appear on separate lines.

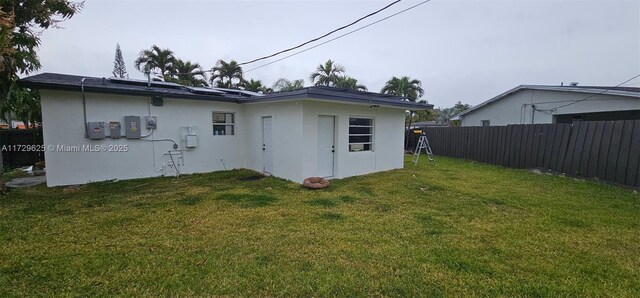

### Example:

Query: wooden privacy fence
xmin=415 ymin=120 xmax=640 ymax=188
xmin=0 ymin=129 xmax=44 ymax=169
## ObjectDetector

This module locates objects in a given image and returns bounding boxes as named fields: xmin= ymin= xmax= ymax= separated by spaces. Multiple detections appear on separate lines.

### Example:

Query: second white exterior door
xmin=262 ymin=116 xmax=273 ymax=174
xmin=317 ymin=115 xmax=335 ymax=178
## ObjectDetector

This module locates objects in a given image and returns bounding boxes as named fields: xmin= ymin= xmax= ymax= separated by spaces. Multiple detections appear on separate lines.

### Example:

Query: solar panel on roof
xmin=186 ymin=86 xmax=225 ymax=95
xmin=211 ymin=87 xmax=263 ymax=97
xmin=108 ymin=77 xmax=183 ymax=89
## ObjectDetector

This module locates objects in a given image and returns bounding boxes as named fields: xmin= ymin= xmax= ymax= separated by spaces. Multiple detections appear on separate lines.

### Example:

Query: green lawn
xmin=1 ymin=156 xmax=638 ymax=296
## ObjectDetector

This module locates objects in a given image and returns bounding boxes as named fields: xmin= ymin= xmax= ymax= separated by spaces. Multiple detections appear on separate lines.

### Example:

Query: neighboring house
xmin=456 ymin=85 xmax=640 ymax=126
xmin=19 ymin=73 xmax=432 ymax=186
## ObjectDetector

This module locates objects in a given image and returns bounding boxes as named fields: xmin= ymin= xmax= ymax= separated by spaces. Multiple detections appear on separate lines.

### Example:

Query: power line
xmin=547 ymin=74 xmax=640 ymax=112
xmin=238 ymin=0 xmax=402 ymax=66
xmin=245 ymin=0 xmax=433 ymax=73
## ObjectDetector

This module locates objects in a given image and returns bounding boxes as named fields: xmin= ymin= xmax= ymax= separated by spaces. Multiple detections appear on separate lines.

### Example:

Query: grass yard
xmin=1 ymin=156 xmax=639 ymax=296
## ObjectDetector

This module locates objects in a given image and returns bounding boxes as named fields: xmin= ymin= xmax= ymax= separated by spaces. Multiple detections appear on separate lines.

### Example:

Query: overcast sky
xmin=37 ymin=0 xmax=640 ymax=108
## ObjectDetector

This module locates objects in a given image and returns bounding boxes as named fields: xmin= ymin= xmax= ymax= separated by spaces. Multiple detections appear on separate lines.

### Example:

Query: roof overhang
xmin=241 ymin=87 xmax=433 ymax=110
xmin=17 ymin=73 xmax=245 ymax=103
xmin=18 ymin=73 xmax=434 ymax=110
xmin=18 ymin=78 xmax=241 ymax=103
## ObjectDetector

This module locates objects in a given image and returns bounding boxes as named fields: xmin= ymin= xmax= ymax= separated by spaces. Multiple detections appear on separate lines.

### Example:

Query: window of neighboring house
xmin=481 ymin=120 xmax=490 ymax=127
xmin=349 ymin=117 xmax=374 ymax=152
xmin=212 ymin=112 xmax=235 ymax=135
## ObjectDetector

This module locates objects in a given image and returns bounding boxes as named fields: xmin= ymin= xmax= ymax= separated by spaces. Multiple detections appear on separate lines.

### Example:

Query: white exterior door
xmin=262 ymin=116 xmax=273 ymax=174
xmin=317 ymin=115 xmax=335 ymax=178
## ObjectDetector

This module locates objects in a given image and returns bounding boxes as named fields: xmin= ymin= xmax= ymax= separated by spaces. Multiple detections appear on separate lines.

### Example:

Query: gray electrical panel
xmin=87 ymin=122 xmax=106 ymax=139
xmin=110 ymin=122 xmax=121 ymax=139
xmin=124 ymin=116 xmax=141 ymax=139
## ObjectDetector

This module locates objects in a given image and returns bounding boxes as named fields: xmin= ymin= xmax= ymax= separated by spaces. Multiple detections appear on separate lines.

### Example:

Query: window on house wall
xmin=349 ymin=117 xmax=374 ymax=152
xmin=212 ymin=112 xmax=235 ymax=135
xmin=481 ymin=120 xmax=490 ymax=127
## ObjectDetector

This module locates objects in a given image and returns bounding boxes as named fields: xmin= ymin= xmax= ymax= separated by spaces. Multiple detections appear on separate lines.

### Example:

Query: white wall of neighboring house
xmin=461 ymin=89 xmax=640 ymax=126
xmin=40 ymin=90 xmax=408 ymax=186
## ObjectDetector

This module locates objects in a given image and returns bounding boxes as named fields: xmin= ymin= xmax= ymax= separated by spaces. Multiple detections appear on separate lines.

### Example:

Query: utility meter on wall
xmin=145 ymin=116 xmax=157 ymax=129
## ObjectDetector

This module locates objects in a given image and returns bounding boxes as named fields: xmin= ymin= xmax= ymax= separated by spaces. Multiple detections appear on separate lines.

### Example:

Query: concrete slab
xmin=6 ymin=176 xmax=47 ymax=188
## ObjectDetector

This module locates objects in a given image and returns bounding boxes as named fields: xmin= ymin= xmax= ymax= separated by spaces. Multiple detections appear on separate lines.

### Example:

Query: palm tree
xmin=168 ymin=59 xmax=208 ymax=87
xmin=134 ymin=45 xmax=175 ymax=81
xmin=334 ymin=76 xmax=367 ymax=91
xmin=436 ymin=107 xmax=457 ymax=125
xmin=210 ymin=59 xmax=244 ymax=89
xmin=380 ymin=76 xmax=424 ymax=101
xmin=272 ymin=78 xmax=305 ymax=92
xmin=242 ymin=79 xmax=273 ymax=94
xmin=309 ymin=59 xmax=344 ymax=86
xmin=381 ymin=76 xmax=426 ymax=149
xmin=242 ymin=79 xmax=263 ymax=92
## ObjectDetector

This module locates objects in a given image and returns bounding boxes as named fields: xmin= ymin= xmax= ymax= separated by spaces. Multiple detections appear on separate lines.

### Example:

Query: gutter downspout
xmin=81 ymin=78 xmax=88 ymax=138
xmin=531 ymin=104 xmax=535 ymax=124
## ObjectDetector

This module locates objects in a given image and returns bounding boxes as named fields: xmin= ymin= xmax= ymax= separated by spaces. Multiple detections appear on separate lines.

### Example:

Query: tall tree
xmin=453 ymin=101 xmax=472 ymax=112
xmin=210 ymin=60 xmax=243 ymax=89
xmin=168 ymin=59 xmax=208 ymax=87
xmin=436 ymin=101 xmax=471 ymax=126
xmin=112 ymin=43 xmax=128 ymax=78
xmin=0 ymin=85 xmax=41 ymax=128
xmin=380 ymin=76 xmax=424 ymax=101
xmin=334 ymin=76 xmax=367 ymax=91
xmin=1 ymin=0 xmax=82 ymax=103
xmin=436 ymin=107 xmax=457 ymax=125
xmin=242 ymin=79 xmax=272 ymax=94
xmin=0 ymin=9 xmax=15 ymax=100
xmin=0 ymin=0 xmax=82 ymax=173
xmin=272 ymin=78 xmax=304 ymax=92
xmin=410 ymin=100 xmax=436 ymax=123
xmin=309 ymin=59 xmax=344 ymax=86
xmin=134 ymin=45 xmax=175 ymax=81
xmin=381 ymin=76 xmax=426 ymax=149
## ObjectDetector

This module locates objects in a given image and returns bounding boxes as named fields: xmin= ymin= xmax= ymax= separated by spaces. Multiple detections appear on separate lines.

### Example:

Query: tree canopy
xmin=0 ymin=0 xmax=83 ymax=102
xmin=210 ymin=60 xmax=244 ymax=89
xmin=168 ymin=59 xmax=208 ymax=87
xmin=112 ymin=43 xmax=128 ymax=78
xmin=0 ymin=85 xmax=41 ymax=128
xmin=309 ymin=59 xmax=345 ymax=87
xmin=380 ymin=76 xmax=424 ymax=102
xmin=273 ymin=78 xmax=305 ymax=92
xmin=334 ymin=76 xmax=367 ymax=91
xmin=242 ymin=79 xmax=273 ymax=94
xmin=134 ymin=45 xmax=175 ymax=81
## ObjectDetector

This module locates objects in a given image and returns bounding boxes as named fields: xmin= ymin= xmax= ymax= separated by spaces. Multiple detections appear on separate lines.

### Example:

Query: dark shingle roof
xmin=242 ymin=86 xmax=433 ymax=109
xmin=18 ymin=73 xmax=245 ymax=102
xmin=19 ymin=73 xmax=432 ymax=109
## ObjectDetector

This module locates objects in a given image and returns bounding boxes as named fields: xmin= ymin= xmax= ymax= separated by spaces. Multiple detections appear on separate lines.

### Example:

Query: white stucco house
xmin=456 ymin=85 xmax=639 ymax=127
xmin=19 ymin=73 xmax=432 ymax=187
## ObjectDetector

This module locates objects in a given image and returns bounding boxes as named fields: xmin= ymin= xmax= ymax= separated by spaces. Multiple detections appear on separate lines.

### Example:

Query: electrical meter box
xmin=87 ymin=122 xmax=106 ymax=139
xmin=186 ymin=135 xmax=198 ymax=148
xmin=125 ymin=116 xmax=141 ymax=139
xmin=110 ymin=121 xmax=121 ymax=139
xmin=145 ymin=116 xmax=157 ymax=129
xmin=181 ymin=126 xmax=199 ymax=149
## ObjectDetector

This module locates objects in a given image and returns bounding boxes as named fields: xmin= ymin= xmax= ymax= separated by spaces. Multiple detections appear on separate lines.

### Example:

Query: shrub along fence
xmin=411 ymin=120 xmax=640 ymax=188
xmin=0 ymin=129 xmax=44 ymax=169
